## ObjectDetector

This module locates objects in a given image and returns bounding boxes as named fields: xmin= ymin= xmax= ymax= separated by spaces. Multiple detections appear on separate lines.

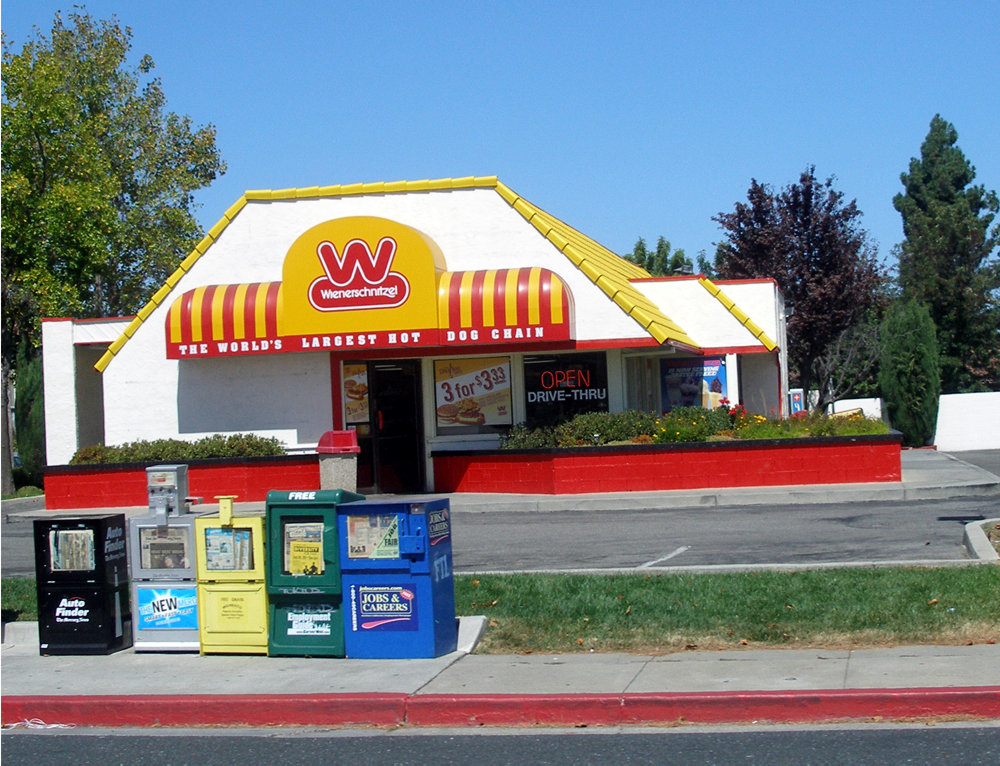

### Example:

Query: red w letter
xmin=316 ymin=237 xmax=397 ymax=286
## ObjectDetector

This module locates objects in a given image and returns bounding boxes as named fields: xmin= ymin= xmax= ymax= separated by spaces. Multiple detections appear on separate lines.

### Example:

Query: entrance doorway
xmin=351 ymin=360 xmax=424 ymax=494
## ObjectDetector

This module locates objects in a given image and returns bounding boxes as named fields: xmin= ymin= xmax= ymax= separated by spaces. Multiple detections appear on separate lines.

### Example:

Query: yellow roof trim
xmin=697 ymin=276 xmax=778 ymax=351
xmin=494 ymin=182 xmax=700 ymax=350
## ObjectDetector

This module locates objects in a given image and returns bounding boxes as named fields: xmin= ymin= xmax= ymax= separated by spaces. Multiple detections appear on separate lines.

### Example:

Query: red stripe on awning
xmin=437 ymin=267 xmax=574 ymax=342
xmin=167 ymin=283 xmax=281 ymax=356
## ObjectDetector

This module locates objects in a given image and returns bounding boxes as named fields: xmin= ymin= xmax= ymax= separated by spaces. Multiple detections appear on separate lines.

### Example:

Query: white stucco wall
xmin=934 ymin=392 xmax=1000 ymax=451
xmin=42 ymin=318 xmax=132 ymax=465
xmin=42 ymin=320 xmax=77 ymax=465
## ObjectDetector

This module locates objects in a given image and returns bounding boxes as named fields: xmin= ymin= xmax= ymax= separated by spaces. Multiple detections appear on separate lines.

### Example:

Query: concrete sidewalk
xmin=2 ymin=619 xmax=999 ymax=727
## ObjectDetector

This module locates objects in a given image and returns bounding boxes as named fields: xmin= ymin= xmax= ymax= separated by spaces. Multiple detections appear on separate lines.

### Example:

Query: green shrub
xmin=879 ymin=300 xmax=941 ymax=447
xmin=70 ymin=434 xmax=286 ymax=465
xmin=502 ymin=405 xmax=889 ymax=449
xmin=501 ymin=424 xmax=559 ymax=449
xmin=554 ymin=410 xmax=659 ymax=446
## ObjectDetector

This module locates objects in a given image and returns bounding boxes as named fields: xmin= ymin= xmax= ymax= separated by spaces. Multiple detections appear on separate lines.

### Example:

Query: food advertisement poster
xmin=343 ymin=363 xmax=370 ymax=424
xmin=660 ymin=358 xmax=727 ymax=411
xmin=433 ymin=357 xmax=512 ymax=433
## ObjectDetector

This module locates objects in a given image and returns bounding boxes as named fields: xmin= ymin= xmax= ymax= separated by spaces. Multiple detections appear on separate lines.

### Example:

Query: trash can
xmin=317 ymin=430 xmax=361 ymax=493
xmin=33 ymin=514 xmax=132 ymax=655
xmin=337 ymin=497 xmax=457 ymax=658
xmin=194 ymin=496 xmax=269 ymax=655
xmin=265 ymin=489 xmax=364 ymax=656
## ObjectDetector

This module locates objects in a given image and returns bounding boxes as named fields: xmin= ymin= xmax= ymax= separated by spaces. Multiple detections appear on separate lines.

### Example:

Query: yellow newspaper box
xmin=194 ymin=496 xmax=268 ymax=654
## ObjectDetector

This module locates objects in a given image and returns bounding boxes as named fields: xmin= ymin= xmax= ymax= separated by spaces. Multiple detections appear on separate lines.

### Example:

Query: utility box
xmin=264 ymin=489 xmax=364 ymax=656
xmin=337 ymin=497 xmax=457 ymax=659
xmin=33 ymin=514 xmax=132 ymax=655
xmin=146 ymin=464 xmax=190 ymax=516
xmin=194 ymin=496 xmax=268 ymax=654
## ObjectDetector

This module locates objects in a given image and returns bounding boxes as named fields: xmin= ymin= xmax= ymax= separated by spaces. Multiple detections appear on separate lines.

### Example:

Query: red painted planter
xmin=44 ymin=455 xmax=321 ymax=510
xmin=432 ymin=435 xmax=902 ymax=494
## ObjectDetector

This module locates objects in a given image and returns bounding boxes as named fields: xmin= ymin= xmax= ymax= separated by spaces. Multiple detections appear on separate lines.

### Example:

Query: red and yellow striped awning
xmin=166 ymin=283 xmax=281 ymax=356
xmin=437 ymin=267 xmax=573 ymax=344
xmin=165 ymin=267 xmax=574 ymax=359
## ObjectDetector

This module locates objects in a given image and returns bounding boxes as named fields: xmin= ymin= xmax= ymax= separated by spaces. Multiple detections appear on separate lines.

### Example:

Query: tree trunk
xmin=1 ymin=357 xmax=16 ymax=496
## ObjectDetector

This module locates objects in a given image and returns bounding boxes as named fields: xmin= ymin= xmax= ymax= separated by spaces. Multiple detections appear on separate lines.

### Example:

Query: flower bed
xmin=432 ymin=433 xmax=902 ymax=494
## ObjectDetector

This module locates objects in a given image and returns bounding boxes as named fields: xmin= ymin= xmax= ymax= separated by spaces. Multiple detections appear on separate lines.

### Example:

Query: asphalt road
xmin=3 ymin=451 xmax=997 ymax=578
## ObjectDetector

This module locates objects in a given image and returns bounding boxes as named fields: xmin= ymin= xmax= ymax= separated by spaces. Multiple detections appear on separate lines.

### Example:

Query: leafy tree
xmin=625 ymin=236 xmax=692 ymax=276
xmin=1 ymin=10 xmax=226 ymax=493
xmin=713 ymin=166 xmax=885 ymax=403
xmin=893 ymin=115 xmax=1000 ymax=393
xmin=879 ymin=299 xmax=940 ymax=447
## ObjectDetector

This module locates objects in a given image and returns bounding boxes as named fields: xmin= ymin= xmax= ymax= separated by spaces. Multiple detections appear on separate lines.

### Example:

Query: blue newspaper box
xmin=336 ymin=497 xmax=457 ymax=658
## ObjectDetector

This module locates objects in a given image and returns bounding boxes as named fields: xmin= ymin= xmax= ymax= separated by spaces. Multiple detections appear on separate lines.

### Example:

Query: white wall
xmin=42 ymin=318 xmax=129 ymax=465
xmin=831 ymin=398 xmax=883 ymax=420
xmin=934 ymin=392 xmax=1000 ymax=451
xmin=42 ymin=320 xmax=77 ymax=465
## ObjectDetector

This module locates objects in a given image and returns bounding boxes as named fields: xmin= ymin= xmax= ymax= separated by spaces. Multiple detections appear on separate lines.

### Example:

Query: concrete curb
xmin=965 ymin=518 xmax=1000 ymax=562
xmin=3 ymin=687 xmax=998 ymax=728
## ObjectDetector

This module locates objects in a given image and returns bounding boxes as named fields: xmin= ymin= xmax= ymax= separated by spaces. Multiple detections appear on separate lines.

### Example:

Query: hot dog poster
xmin=343 ymin=363 xmax=370 ymax=424
xmin=434 ymin=357 xmax=512 ymax=432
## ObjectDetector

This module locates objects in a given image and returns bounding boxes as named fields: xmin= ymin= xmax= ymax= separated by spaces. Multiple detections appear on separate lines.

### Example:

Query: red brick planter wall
xmin=44 ymin=455 xmax=321 ymax=510
xmin=432 ymin=435 xmax=902 ymax=494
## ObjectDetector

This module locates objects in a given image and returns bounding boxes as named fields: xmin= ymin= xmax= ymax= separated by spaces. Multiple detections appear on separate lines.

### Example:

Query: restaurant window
xmin=433 ymin=357 xmax=513 ymax=435
xmin=523 ymin=352 xmax=608 ymax=428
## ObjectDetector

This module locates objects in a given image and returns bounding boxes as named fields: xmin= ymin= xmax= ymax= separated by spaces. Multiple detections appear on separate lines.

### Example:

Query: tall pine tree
xmin=893 ymin=115 xmax=1000 ymax=392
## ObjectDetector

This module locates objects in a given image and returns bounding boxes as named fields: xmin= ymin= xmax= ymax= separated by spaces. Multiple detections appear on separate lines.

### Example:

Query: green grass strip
xmin=5 ymin=567 xmax=998 ymax=653
xmin=455 ymin=567 xmax=1000 ymax=653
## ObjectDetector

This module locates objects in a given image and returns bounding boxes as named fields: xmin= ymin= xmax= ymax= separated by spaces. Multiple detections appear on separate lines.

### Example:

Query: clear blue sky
xmin=4 ymin=1 xmax=998 ymax=267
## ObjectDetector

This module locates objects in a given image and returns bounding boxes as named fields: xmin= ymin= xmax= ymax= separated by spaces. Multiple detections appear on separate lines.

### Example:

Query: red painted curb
xmin=2 ymin=688 xmax=998 ymax=728
xmin=620 ymin=688 xmax=1000 ymax=724
xmin=1 ymin=693 xmax=408 ymax=728
xmin=406 ymin=693 xmax=623 ymax=727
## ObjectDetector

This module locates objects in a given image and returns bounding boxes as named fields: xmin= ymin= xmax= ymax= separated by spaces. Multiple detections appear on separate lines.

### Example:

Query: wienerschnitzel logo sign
xmin=308 ymin=236 xmax=410 ymax=311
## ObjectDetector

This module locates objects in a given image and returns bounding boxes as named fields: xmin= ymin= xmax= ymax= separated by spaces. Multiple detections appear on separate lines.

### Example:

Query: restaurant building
xmin=43 ymin=176 xmax=788 ymax=494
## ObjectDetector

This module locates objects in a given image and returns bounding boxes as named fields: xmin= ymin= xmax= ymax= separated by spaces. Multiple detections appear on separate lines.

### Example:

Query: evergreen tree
xmin=627 ymin=237 xmax=650 ymax=271
xmin=879 ymin=299 xmax=941 ymax=447
xmin=893 ymin=115 xmax=1000 ymax=392
xmin=14 ymin=348 xmax=45 ymax=488
xmin=625 ymin=236 xmax=691 ymax=276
